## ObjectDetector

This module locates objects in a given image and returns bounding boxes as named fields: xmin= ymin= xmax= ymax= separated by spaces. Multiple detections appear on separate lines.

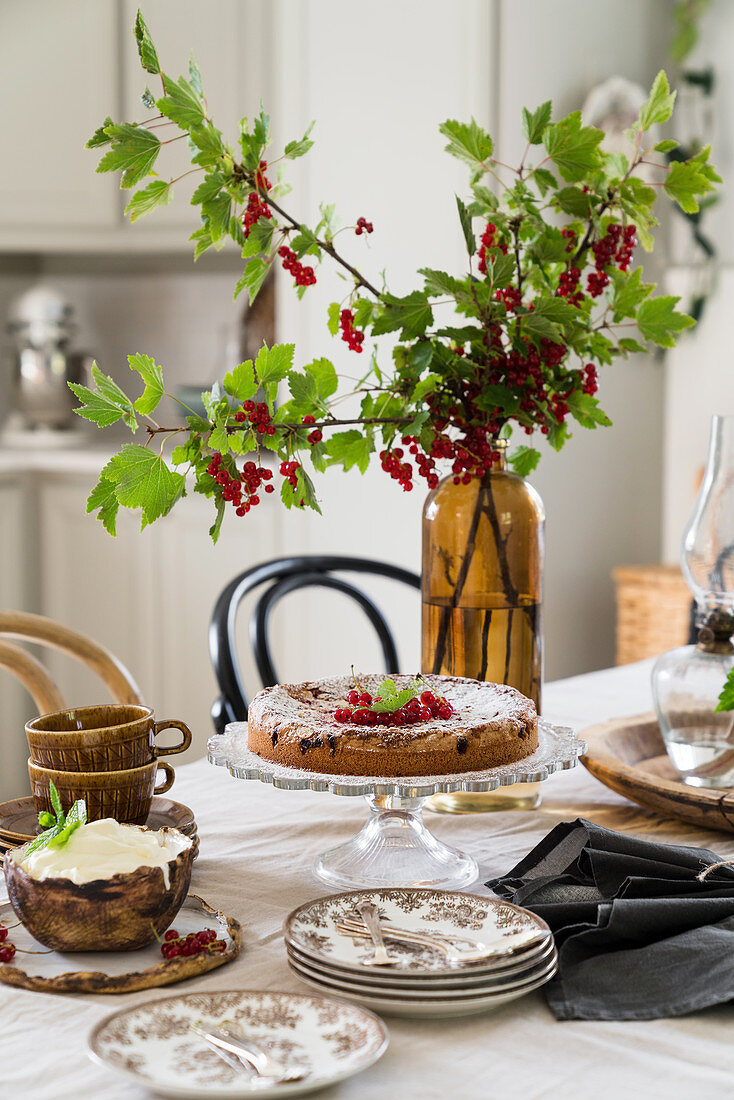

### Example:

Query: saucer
xmin=0 ymin=795 xmax=196 ymax=841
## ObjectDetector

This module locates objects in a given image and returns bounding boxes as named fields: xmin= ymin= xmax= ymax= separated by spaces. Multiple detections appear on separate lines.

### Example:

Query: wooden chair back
xmin=0 ymin=611 xmax=143 ymax=716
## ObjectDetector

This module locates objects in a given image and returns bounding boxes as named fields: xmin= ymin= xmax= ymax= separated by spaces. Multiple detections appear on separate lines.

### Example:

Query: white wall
xmin=267 ymin=0 xmax=670 ymax=680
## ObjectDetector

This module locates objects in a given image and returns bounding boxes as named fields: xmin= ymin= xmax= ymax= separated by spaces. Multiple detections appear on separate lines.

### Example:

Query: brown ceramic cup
xmin=25 ymin=704 xmax=192 ymax=772
xmin=28 ymin=758 xmax=175 ymax=825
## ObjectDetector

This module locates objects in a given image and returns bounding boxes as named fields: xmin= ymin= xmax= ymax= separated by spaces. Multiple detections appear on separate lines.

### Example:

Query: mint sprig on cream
xmin=24 ymin=781 xmax=87 ymax=857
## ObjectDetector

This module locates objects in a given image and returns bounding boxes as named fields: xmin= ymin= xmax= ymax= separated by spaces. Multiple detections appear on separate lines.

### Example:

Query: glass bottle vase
xmin=421 ymin=446 xmax=545 ymax=812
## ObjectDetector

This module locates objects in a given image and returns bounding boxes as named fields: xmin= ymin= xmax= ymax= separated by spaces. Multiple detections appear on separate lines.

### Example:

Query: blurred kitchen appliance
xmin=3 ymin=284 xmax=93 ymax=440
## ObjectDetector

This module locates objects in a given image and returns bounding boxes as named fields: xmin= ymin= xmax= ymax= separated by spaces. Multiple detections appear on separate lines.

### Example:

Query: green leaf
xmin=96 ymin=123 xmax=160 ymax=188
xmin=419 ymin=268 xmax=466 ymax=298
xmin=235 ymin=258 xmax=269 ymax=303
xmin=566 ymin=392 xmax=612 ymax=428
xmin=189 ymin=121 xmax=226 ymax=167
xmin=654 ymin=139 xmax=679 ymax=154
xmin=372 ymin=292 xmax=433 ymax=341
xmin=100 ymin=445 xmax=185 ymax=528
xmin=325 ymin=430 xmax=373 ymax=473
xmin=190 ymin=224 xmax=213 ymax=260
xmin=715 ymin=667 xmax=734 ymax=712
xmin=307 ymin=357 xmax=338 ymax=401
xmin=134 ymin=10 xmax=161 ymax=74
xmin=86 ymin=476 xmax=120 ymax=536
xmin=124 ymin=179 xmax=172 ymax=222
xmin=638 ymin=70 xmax=677 ymax=130
xmin=255 ymin=343 xmax=295 ymax=386
xmin=47 ymin=819 xmax=84 ymax=849
xmin=201 ymin=189 xmax=231 ymax=243
xmin=664 ymin=157 xmax=718 ymax=214
xmin=532 ymin=167 xmax=558 ymax=197
xmin=636 ymin=296 xmax=695 ymax=347
xmin=191 ymin=171 xmax=225 ymax=206
xmin=455 ymin=196 xmax=475 ymax=257
xmin=129 ymin=353 xmax=164 ymax=415
xmin=611 ymin=268 xmax=654 ymax=321
xmin=188 ymin=52 xmax=203 ymax=96
xmin=508 ymin=446 xmax=541 ymax=477
xmin=209 ymin=497 xmax=225 ymax=544
xmin=555 ymin=186 xmax=594 ymax=218
xmin=158 ymin=73 xmax=206 ymax=129
xmin=49 ymin=780 xmax=64 ymax=821
xmin=439 ymin=118 xmax=493 ymax=171
xmin=69 ymin=382 xmax=126 ymax=429
xmin=23 ymin=825 xmax=63 ymax=858
xmin=223 ymin=360 xmax=258 ymax=402
xmin=284 ymin=121 xmax=315 ymax=159
xmin=327 ymin=302 xmax=340 ymax=336
xmin=86 ymin=115 xmax=113 ymax=149
xmin=208 ymin=426 xmax=229 ymax=453
xmin=521 ymin=100 xmax=552 ymax=144
xmin=543 ymin=111 xmax=603 ymax=182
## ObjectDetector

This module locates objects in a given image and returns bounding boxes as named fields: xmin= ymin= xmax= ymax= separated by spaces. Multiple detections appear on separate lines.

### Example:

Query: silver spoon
xmin=356 ymin=901 xmax=397 ymax=966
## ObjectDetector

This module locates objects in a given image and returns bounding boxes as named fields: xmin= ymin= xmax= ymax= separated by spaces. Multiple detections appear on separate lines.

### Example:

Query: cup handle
xmin=154 ymin=760 xmax=175 ymax=794
xmin=153 ymin=719 xmax=192 ymax=758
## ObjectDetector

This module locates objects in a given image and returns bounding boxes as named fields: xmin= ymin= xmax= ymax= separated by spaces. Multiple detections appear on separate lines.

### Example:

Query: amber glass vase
xmin=421 ymin=443 xmax=545 ymax=812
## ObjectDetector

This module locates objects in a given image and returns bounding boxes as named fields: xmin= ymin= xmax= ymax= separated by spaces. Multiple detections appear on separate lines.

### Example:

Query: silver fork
xmin=337 ymin=918 xmax=548 ymax=966
xmin=356 ymin=900 xmax=397 ymax=966
xmin=191 ymin=1022 xmax=306 ymax=1083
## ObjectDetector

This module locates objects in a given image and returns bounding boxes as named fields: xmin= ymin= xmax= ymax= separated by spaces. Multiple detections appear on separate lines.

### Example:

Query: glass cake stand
xmin=207 ymin=720 xmax=585 ymax=890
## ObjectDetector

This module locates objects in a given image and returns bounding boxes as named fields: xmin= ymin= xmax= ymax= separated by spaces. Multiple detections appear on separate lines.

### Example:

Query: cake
xmin=247 ymin=674 xmax=538 ymax=777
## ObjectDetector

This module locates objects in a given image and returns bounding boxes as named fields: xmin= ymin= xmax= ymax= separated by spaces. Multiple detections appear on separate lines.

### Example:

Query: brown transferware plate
xmin=581 ymin=712 xmax=734 ymax=833
xmin=0 ymin=795 xmax=196 ymax=841
xmin=0 ymin=894 xmax=239 ymax=994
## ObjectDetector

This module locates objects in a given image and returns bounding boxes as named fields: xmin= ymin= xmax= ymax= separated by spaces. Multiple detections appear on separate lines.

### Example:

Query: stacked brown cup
xmin=25 ymin=704 xmax=192 ymax=825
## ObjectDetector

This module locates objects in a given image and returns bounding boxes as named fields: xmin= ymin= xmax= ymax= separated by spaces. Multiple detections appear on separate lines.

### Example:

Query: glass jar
xmin=421 ymin=443 xmax=545 ymax=812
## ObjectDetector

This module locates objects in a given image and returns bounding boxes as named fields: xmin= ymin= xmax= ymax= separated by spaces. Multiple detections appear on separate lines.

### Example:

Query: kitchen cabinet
xmin=0 ymin=452 xmax=286 ymax=800
xmin=0 ymin=0 xmax=270 ymax=252
xmin=0 ymin=0 xmax=119 ymax=236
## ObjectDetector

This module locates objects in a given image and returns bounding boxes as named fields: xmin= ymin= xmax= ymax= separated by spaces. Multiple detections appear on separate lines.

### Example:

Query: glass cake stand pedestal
xmin=207 ymin=720 xmax=585 ymax=891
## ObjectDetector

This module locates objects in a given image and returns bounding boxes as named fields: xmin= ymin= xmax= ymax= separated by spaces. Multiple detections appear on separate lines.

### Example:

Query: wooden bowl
xmin=581 ymin=712 xmax=734 ymax=833
xmin=3 ymin=826 xmax=194 ymax=951
xmin=28 ymin=758 xmax=175 ymax=825
xmin=26 ymin=704 xmax=191 ymax=772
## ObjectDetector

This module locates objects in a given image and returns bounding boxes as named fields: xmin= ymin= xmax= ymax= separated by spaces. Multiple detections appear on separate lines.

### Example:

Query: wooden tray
xmin=0 ymin=894 xmax=239 ymax=994
xmin=581 ymin=712 xmax=734 ymax=833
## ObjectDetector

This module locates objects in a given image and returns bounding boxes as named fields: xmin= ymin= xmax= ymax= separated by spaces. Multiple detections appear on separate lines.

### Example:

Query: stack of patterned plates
xmin=0 ymin=795 xmax=199 ymax=863
xmin=285 ymin=889 xmax=557 ymax=1018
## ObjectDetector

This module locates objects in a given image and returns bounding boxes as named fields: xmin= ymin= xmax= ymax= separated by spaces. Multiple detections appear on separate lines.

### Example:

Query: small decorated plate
xmin=0 ymin=894 xmax=238 ymax=994
xmin=0 ymin=795 xmax=197 ymax=841
xmin=285 ymin=889 xmax=550 ymax=976
xmin=88 ymin=989 xmax=389 ymax=1098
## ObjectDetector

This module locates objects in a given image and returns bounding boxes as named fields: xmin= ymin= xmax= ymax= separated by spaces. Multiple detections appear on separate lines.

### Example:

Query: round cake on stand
xmin=208 ymin=719 xmax=585 ymax=890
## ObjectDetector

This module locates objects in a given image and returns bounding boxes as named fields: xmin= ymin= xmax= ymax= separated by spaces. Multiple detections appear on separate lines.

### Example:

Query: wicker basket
xmin=613 ymin=564 xmax=693 ymax=666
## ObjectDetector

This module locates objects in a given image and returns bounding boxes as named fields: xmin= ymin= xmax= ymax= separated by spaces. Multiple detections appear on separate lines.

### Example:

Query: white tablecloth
xmin=4 ymin=659 xmax=734 ymax=1100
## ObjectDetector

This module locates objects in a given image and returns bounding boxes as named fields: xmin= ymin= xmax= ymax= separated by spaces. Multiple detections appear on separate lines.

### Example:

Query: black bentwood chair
xmin=209 ymin=555 xmax=421 ymax=733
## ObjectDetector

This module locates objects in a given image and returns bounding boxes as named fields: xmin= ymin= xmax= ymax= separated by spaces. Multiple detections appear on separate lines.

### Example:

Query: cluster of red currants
xmin=0 ymin=924 xmax=16 ymax=964
xmin=160 ymin=927 xmax=226 ymax=960
xmin=242 ymin=191 xmax=272 ymax=239
xmin=207 ymin=453 xmax=275 ymax=517
xmin=587 ymin=222 xmax=637 ymax=296
xmin=477 ymin=222 xmax=508 ymax=276
xmin=334 ymin=689 xmax=454 ymax=727
xmin=234 ymin=399 xmax=276 ymax=435
xmin=494 ymin=286 xmax=522 ymax=312
xmin=279 ymin=459 xmax=301 ymax=491
xmin=339 ymin=308 xmax=364 ymax=353
xmin=355 ymin=216 xmax=374 ymax=236
xmin=557 ymin=265 xmax=583 ymax=307
xmin=279 ymin=246 xmax=317 ymax=287
xmin=301 ymin=414 xmax=323 ymax=445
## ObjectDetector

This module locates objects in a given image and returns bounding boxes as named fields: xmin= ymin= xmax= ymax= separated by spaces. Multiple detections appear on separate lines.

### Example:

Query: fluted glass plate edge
xmin=207 ymin=719 xmax=585 ymax=798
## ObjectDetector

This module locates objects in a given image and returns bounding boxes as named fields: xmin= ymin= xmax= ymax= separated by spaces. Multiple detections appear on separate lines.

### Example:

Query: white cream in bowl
xmin=18 ymin=818 xmax=191 ymax=887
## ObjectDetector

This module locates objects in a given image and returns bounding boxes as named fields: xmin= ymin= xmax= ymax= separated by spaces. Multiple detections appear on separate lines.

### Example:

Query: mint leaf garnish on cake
xmin=24 ymin=781 xmax=88 ymax=857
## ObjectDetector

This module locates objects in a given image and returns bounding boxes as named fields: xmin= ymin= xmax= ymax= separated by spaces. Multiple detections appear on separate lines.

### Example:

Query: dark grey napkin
xmin=486 ymin=817 xmax=734 ymax=1021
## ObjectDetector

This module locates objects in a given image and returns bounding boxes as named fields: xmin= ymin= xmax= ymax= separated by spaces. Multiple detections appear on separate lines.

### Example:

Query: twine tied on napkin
xmin=487 ymin=818 xmax=734 ymax=1021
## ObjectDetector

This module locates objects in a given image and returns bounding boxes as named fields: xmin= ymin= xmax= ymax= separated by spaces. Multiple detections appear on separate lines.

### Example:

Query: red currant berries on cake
xmin=333 ymin=676 xmax=454 ymax=726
